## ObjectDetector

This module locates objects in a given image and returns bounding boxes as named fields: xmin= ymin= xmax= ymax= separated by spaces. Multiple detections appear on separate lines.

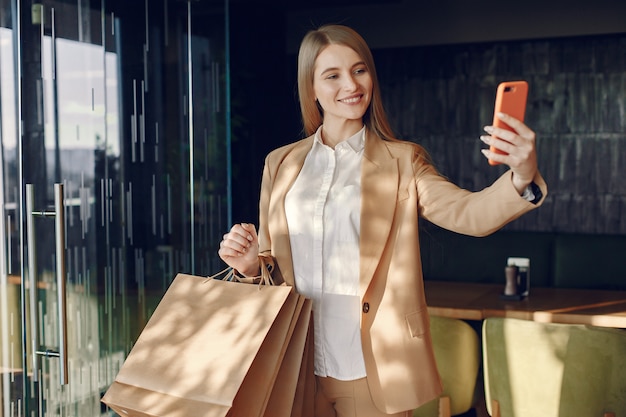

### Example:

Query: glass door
xmin=0 ymin=0 xmax=230 ymax=415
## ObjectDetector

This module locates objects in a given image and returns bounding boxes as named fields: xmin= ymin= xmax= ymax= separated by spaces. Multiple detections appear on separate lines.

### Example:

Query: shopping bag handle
xmin=207 ymin=257 xmax=275 ymax=287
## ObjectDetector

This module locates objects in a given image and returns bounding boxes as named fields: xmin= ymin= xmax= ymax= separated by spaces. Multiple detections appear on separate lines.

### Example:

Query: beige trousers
xmin=314 ymin=376 xmax=412 ymax=417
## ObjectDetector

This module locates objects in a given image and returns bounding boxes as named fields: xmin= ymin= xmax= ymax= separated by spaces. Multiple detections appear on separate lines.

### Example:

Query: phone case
xmin=488 ymin=80 xmax=528 ymax=166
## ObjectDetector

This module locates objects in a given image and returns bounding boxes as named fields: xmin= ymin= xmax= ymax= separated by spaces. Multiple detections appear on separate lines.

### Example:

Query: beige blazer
xmin=257 ymin=130 xmax=547 ymax=413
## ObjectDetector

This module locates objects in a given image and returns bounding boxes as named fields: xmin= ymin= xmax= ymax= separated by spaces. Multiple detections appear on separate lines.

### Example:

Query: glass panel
xmin=189 ymin=7 xmax=230 ymax=274
xmin=34 ymin=30 xmax=114 ymax=416
xmin=0 ymin=0 xmax=230 ymax=416
xmin=0 ymin=0 xmax=25 ymax=412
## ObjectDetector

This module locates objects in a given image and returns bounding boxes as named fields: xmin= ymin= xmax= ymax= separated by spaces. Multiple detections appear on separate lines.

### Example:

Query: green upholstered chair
xmin=482 ymin=317 xmax=626 ymax=417
xmin=413 ymin=316 xmax=480 ymax=417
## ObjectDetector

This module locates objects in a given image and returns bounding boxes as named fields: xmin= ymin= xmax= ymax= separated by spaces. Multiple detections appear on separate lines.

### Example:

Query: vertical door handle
xmin=54 ymin=183 xmax=68 ymax=385
xmin=25 ymin=184 xmax=39 ymax=382
xmin=25 ymin=183 xmax=69 ymax=385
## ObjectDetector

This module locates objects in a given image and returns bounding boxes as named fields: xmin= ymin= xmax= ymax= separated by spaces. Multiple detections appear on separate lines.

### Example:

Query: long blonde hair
xmin=297 ymin=24 xmax=397 ymax=141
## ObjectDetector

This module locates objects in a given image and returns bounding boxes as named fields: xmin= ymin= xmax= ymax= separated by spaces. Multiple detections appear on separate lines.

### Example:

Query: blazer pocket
xmin=406 ymin=309 xmax=428 ymax=338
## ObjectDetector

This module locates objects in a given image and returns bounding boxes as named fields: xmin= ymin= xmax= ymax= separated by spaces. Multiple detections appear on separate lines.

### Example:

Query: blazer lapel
xmin=268 ymin=137 xmax=314 ymax=287
xmin=359 ymin=132 xmax=399 ymax=297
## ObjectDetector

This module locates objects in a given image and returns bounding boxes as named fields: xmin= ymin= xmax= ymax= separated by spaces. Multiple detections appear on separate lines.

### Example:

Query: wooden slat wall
xmin=375 ymin=35 xmax=626 ymax=234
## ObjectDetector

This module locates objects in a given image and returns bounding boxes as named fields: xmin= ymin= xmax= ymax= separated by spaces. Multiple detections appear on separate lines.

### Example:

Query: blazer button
xmin=362 ymin=302 xmax=370 ymax=313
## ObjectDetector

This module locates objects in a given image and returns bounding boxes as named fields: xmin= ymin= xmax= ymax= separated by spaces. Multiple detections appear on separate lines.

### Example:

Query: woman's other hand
xmin=218 ymin=223 xmax=260 ymax=276
xmin=480 ymin=112 xmax=538 ymax=194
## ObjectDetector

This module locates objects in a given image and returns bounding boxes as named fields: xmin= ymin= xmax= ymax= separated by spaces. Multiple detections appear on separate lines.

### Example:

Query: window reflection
xmin=0 ymin=28 xmax=17 ymax=150
xmin=42 ymin=36 xmax=120 ymax=180
xmin=42 ymin=37 xmax=120 ymax=156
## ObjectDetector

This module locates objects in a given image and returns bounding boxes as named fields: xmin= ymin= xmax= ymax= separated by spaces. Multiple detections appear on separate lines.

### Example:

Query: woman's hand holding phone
xmin=481 ymin=112 xmax=538 ymax=194
xmin=480 ymin=81 xmax=538 ymax=194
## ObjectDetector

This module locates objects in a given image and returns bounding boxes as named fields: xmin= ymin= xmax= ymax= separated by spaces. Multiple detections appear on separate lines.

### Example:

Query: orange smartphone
xmin=488 ymin=80 xmax=528 ymax=166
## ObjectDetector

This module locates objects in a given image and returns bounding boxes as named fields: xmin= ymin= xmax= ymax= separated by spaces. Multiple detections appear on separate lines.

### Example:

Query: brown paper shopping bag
xmin=101 ymin=271 xmax=312 ymax=417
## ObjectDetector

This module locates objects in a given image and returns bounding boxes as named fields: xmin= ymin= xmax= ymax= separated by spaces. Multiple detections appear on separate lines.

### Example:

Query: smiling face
xmin=313 ymin=44 xmax=373 ymax=130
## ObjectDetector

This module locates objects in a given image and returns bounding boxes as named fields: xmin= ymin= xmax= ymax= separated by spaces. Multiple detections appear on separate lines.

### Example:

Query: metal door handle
xmin=54 ymin=184 xmax=68 ymax=385
xmin=25 ymin=184 xmax=39 ymax=382
xmin=25 ymin=183 xmax=68 ymax=385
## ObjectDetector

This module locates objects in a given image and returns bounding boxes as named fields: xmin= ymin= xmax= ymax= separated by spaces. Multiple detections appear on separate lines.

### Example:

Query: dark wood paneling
xmin=375 ymin=35 xmax=626 ymax=234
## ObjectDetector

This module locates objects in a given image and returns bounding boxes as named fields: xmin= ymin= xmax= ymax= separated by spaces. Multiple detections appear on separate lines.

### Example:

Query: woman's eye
xmin=354 ymin=68 xmax=367 ymax=75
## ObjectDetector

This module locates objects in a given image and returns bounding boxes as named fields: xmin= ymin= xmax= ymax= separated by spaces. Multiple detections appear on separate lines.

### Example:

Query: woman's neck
xmin=320 ymin=119 xmax=364 ymax=149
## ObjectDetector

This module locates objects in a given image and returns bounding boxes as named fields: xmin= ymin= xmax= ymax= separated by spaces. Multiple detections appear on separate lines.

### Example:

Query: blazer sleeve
xmin=415 ymin=155 xmax=547 ymax=237
xmin=256 ymin=154 xmax=283 ymax=284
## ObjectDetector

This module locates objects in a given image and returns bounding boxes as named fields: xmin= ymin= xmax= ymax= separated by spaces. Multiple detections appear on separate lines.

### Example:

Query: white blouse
xmin=284 ymin=126 xmax=367 ymax=380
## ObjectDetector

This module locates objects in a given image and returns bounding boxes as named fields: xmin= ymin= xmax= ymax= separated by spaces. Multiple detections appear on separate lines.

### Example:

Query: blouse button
xmin=362 ymin=302 xmax=370 ymax=313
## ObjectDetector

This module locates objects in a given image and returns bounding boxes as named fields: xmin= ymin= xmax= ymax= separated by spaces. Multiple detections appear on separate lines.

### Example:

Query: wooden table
xmin=425 ymin=281 xmax=626 ymax=328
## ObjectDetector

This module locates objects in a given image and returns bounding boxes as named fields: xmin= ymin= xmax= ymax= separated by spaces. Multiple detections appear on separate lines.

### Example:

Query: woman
xmin=219 ymin=24 xmax=546 ymax=417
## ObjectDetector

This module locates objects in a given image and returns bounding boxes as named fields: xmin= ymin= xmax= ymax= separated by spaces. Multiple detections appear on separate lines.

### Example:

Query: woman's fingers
xmin=218 ymin=223 xmax=257 ymax=257
xmin=217 ymin=223 xmax=260 ymax=276
xmin=481 ymin=112 xmax=538 ymax=190
xmin=495 ymin=112 xmax=535 ymax=140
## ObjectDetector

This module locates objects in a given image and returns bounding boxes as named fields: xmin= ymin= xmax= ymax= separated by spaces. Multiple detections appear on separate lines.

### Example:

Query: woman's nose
xmin=343 ymin=75 xmax=357 ymax=91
